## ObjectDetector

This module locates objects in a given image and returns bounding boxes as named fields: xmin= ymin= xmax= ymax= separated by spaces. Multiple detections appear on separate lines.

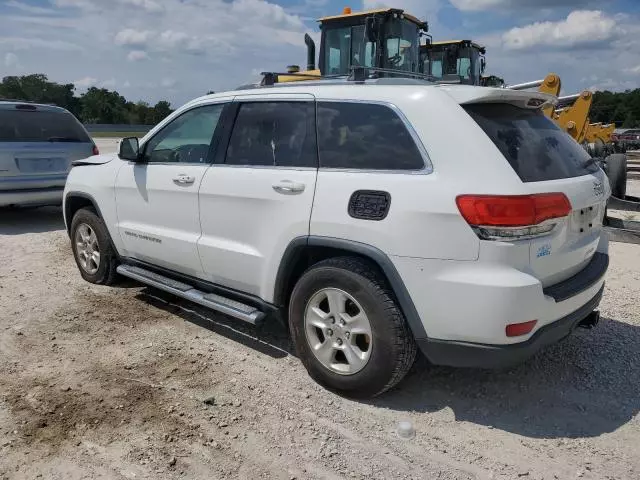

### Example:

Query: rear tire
xmin=605 ymin=153 xmax=627 ymax=199
xmin=288 ymin=257 xmax=417 ymax=398
xmin=70 ymin=207 xmax=119 ymax=285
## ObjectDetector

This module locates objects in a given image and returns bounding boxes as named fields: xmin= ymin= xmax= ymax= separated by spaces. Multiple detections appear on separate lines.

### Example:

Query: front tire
xmin=70 ymin=207 xmax=119 ymax=285
xmin=288 ymin=257 xmax=417 ymax=398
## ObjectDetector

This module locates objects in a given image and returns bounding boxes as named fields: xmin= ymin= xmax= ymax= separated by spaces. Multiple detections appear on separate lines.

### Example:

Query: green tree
xmin=80 ymin=87 xmax=129 ymax=124
xmin=0 ymin=74 xmax=80 ymax=115
xmin=0 ymin=73 xmax=173 ymax=125
xmin=151 ymin=100 xmax=172 ymax=124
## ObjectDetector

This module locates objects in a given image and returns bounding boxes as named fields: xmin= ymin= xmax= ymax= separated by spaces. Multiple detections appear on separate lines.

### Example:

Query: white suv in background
xmin=63 ymin=80 xmax=610 ymax=397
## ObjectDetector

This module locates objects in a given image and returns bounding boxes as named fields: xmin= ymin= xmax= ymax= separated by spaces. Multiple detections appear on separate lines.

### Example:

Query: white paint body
xmin=64 ymin=82 xmax=610 ymax=346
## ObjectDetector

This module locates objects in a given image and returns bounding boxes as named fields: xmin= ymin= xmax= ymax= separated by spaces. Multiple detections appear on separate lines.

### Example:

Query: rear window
xmin=317 ymin=102 xmax=424 ymax=170
xmin=464 ymin=103 xmax=599 ymax=182
xmin=0 ymin=109 xmax=91 ymax=143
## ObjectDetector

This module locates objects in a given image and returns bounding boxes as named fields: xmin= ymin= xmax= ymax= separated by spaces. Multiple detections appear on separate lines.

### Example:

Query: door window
xmin=225 ymin=102 xmax=317 ymax=168
xmin=317 ymin=102 xmax=424 ymax=170
xmin=143 ymin=104 xmax=224 ymax=163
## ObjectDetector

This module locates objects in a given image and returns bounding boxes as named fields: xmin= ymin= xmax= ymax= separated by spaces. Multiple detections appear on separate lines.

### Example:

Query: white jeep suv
xmin=64 ymin=80 xmax=610 ymax=397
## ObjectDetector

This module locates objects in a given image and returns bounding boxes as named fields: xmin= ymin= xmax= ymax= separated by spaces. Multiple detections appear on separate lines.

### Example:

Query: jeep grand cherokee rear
xmin=397 ymin=97 xmax=609 ymax=368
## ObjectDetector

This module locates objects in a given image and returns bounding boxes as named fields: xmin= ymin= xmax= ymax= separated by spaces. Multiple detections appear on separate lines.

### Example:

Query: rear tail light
xmin=506 ymin=320 xmax=537 ymax=337
xmin=92 ymin=145 xmax=100 ymax=156
xmin=456 ymin=193 xmax=571 ymax=241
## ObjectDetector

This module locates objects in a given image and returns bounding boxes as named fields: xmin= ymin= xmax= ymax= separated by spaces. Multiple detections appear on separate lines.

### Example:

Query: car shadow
xmin=374 ymin=316 xmax=640 ymax=439
xmin=0 ymin=206 xmax=65 ymax=235
xmin=126 ymin=288 xmax=640 ymax=439
xmin=136 ymin=288 xmax=292 ymax=359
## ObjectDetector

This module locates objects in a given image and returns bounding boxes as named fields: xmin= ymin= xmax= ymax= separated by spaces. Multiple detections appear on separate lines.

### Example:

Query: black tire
xmin=70 ymin=207 xmax=119 ymax=285
xmin=605 ymin=153 xmax=627 ymax=199
xmin=288 ymin=257 xmax=417 ymax=398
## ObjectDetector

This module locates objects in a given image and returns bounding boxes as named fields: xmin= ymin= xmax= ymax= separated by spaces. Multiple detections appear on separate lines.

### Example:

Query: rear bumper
xmin=0 ymin=187 xmax=64 ymax=207
xmin=419 ymin=285 xmax=604 ymax=368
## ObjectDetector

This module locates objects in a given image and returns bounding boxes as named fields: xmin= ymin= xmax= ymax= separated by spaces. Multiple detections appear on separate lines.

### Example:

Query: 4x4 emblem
xmin=593 ymin=181 xmax=604 ymax=196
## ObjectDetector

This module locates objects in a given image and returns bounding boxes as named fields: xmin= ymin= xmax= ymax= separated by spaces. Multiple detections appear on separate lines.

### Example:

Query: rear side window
xmin=225 ymin=102 xmax=317 ymax=168
xmin=0 ymin=109 xmax=91 ymax=143
xmin=464 ymin=103 xmax=599 ymax=182
xmin=317 ymin=102 xmax=424 ymax=170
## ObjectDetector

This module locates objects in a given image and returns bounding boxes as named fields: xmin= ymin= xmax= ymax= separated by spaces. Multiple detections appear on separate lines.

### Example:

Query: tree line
xmin=0 ymin=74 xmax=173 ymax=125
xmin=3 ymin=73 xmax=640 ymax=128
xmin=591 ymin=90 xmax=640 ymax=129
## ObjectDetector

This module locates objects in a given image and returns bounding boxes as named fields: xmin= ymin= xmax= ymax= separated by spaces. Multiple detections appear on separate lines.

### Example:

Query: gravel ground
xmin=1 ymin=190 xmax=639 ymax=479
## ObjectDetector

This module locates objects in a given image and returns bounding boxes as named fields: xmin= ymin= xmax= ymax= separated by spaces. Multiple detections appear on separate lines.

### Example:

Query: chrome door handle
xmin=173 ymin=174 xmax=195 ymax=185
xmin=273 ymin=180 xmax=305 ymax=195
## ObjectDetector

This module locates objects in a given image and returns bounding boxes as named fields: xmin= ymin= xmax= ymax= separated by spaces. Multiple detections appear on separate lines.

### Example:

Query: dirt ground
xmin=1 ymin=202 xmax=639 ymax=479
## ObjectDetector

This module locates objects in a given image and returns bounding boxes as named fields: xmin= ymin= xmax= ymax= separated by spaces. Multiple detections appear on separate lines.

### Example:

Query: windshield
xmin=0 ymin=109 xmax=90 ymax=143
xmin=323 ymin=25 xmax=376 ymax=75
xmin=423 ymin=45 xmax=479 ymax=84
xmin=383 ymin=18 xmax=419 ymax=72
xmin=321 ymin=18 xmax=419 ymax=75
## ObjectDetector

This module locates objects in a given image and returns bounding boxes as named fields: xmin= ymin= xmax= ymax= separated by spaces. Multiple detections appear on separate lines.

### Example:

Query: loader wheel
xmin=605 ymin=153 xmax=627 ymax=199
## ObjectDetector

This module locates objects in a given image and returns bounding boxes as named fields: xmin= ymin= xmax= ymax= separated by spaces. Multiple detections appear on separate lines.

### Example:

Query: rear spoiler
xmin=437 ymin=85 xmax=557 ymax=111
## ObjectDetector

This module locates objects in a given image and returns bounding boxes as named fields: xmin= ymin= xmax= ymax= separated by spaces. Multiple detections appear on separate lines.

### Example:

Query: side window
xmin=143 ymin=104 xmax=224 ymax=164
xmin=225 ymin=102 xmax=317 ymax=168
xmin=317 ymin=102 xmax=424 ymax=170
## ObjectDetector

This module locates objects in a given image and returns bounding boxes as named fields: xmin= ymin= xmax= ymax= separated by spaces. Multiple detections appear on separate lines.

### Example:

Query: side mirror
xmin=119 ymin=137 xmax=141 ymax=161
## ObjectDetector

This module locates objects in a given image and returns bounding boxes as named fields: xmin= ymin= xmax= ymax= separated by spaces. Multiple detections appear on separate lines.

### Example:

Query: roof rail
xmin=0 ymin=97 xmax=58 ymax=106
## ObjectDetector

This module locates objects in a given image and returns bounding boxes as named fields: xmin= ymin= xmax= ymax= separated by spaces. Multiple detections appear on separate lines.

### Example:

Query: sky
xmin=1 ymin=0 xmax=639 ymax=107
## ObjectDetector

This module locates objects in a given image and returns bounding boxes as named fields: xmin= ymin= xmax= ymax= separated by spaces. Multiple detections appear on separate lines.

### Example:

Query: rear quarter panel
xmin=310 ymin=86 xmax=526 ymax=261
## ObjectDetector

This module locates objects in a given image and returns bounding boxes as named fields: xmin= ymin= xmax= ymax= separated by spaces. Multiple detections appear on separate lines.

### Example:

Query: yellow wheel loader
xmin=267 ymin=7 xmax=428 ymax=85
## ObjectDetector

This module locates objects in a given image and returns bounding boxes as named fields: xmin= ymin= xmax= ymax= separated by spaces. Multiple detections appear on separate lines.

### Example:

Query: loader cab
xmin=421 ymin=40 xmax=486 ymax=85
xmin=317 ymin=8 xmax=428 ymax=77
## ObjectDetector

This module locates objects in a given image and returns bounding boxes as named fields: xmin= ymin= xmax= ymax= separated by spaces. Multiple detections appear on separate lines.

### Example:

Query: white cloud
xmin=74 ymin=76 xmax=98 ymax=89
xmin=101 ymin=78 xmax=117 ymax=88
xmin=448 ymin=0 xmax=504 ymax=10
xmin=231 ymin=0 xmax=305 ymax=30
xmin=623 ymin=65 xmax=640 ymax=75
xmin=123 ymin=80 xmax=131 ymax=88
xmin=53 ymin=0 xmax=98 ymax=10
xmin=588 ymin=78 xmax=637 ymax=92
xmin=127 ymin=50 xmax=149 ymax=62
xmin=502 ymin=10 xmax=617 ymax=50
xmin=0 ymin=36 xmax=82 ymax=51
xmin=362 ymin=0 xmax=437 ymax=19
xmin=4 ymin=52 xmax=19 ymax=67
xmin=161 ymin=78 xmax=177 ymax=88
xmin=450 ymin=0 xmax=598 ymax=10
xmin=5 ymin=0 xmax=56 ymax=15
xmin=114 ymin=29 xmax=154 ymax=47
xmin=118 ymin=0 xmax=164 ymax=13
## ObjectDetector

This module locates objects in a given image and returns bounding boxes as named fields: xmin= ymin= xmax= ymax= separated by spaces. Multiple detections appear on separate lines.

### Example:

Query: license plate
xmin=16 ymin=157 xmax=67 ymax=173
xmin=570 ymin=202 xmax=604 ymax=233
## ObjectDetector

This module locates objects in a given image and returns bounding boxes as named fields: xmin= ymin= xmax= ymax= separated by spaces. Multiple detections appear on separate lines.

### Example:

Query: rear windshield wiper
xmin=47 ymin=136 xmax=82 ymax=143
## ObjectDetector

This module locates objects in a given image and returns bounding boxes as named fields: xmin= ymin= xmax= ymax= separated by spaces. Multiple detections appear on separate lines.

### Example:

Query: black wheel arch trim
xmin=64 ymin=191 xmax=106 ymax=234
xmin=274 ymin=236 xmax=428 ymax=341
xmin=64 ymin=191 xmax=121 ymax=260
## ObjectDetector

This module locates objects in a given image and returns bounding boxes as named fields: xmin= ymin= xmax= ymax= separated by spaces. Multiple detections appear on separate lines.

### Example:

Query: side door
xmin=197 ymin=94 xmax=318 ymax=299
xmin=114 ymin=100 xmax=230 ymax=276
